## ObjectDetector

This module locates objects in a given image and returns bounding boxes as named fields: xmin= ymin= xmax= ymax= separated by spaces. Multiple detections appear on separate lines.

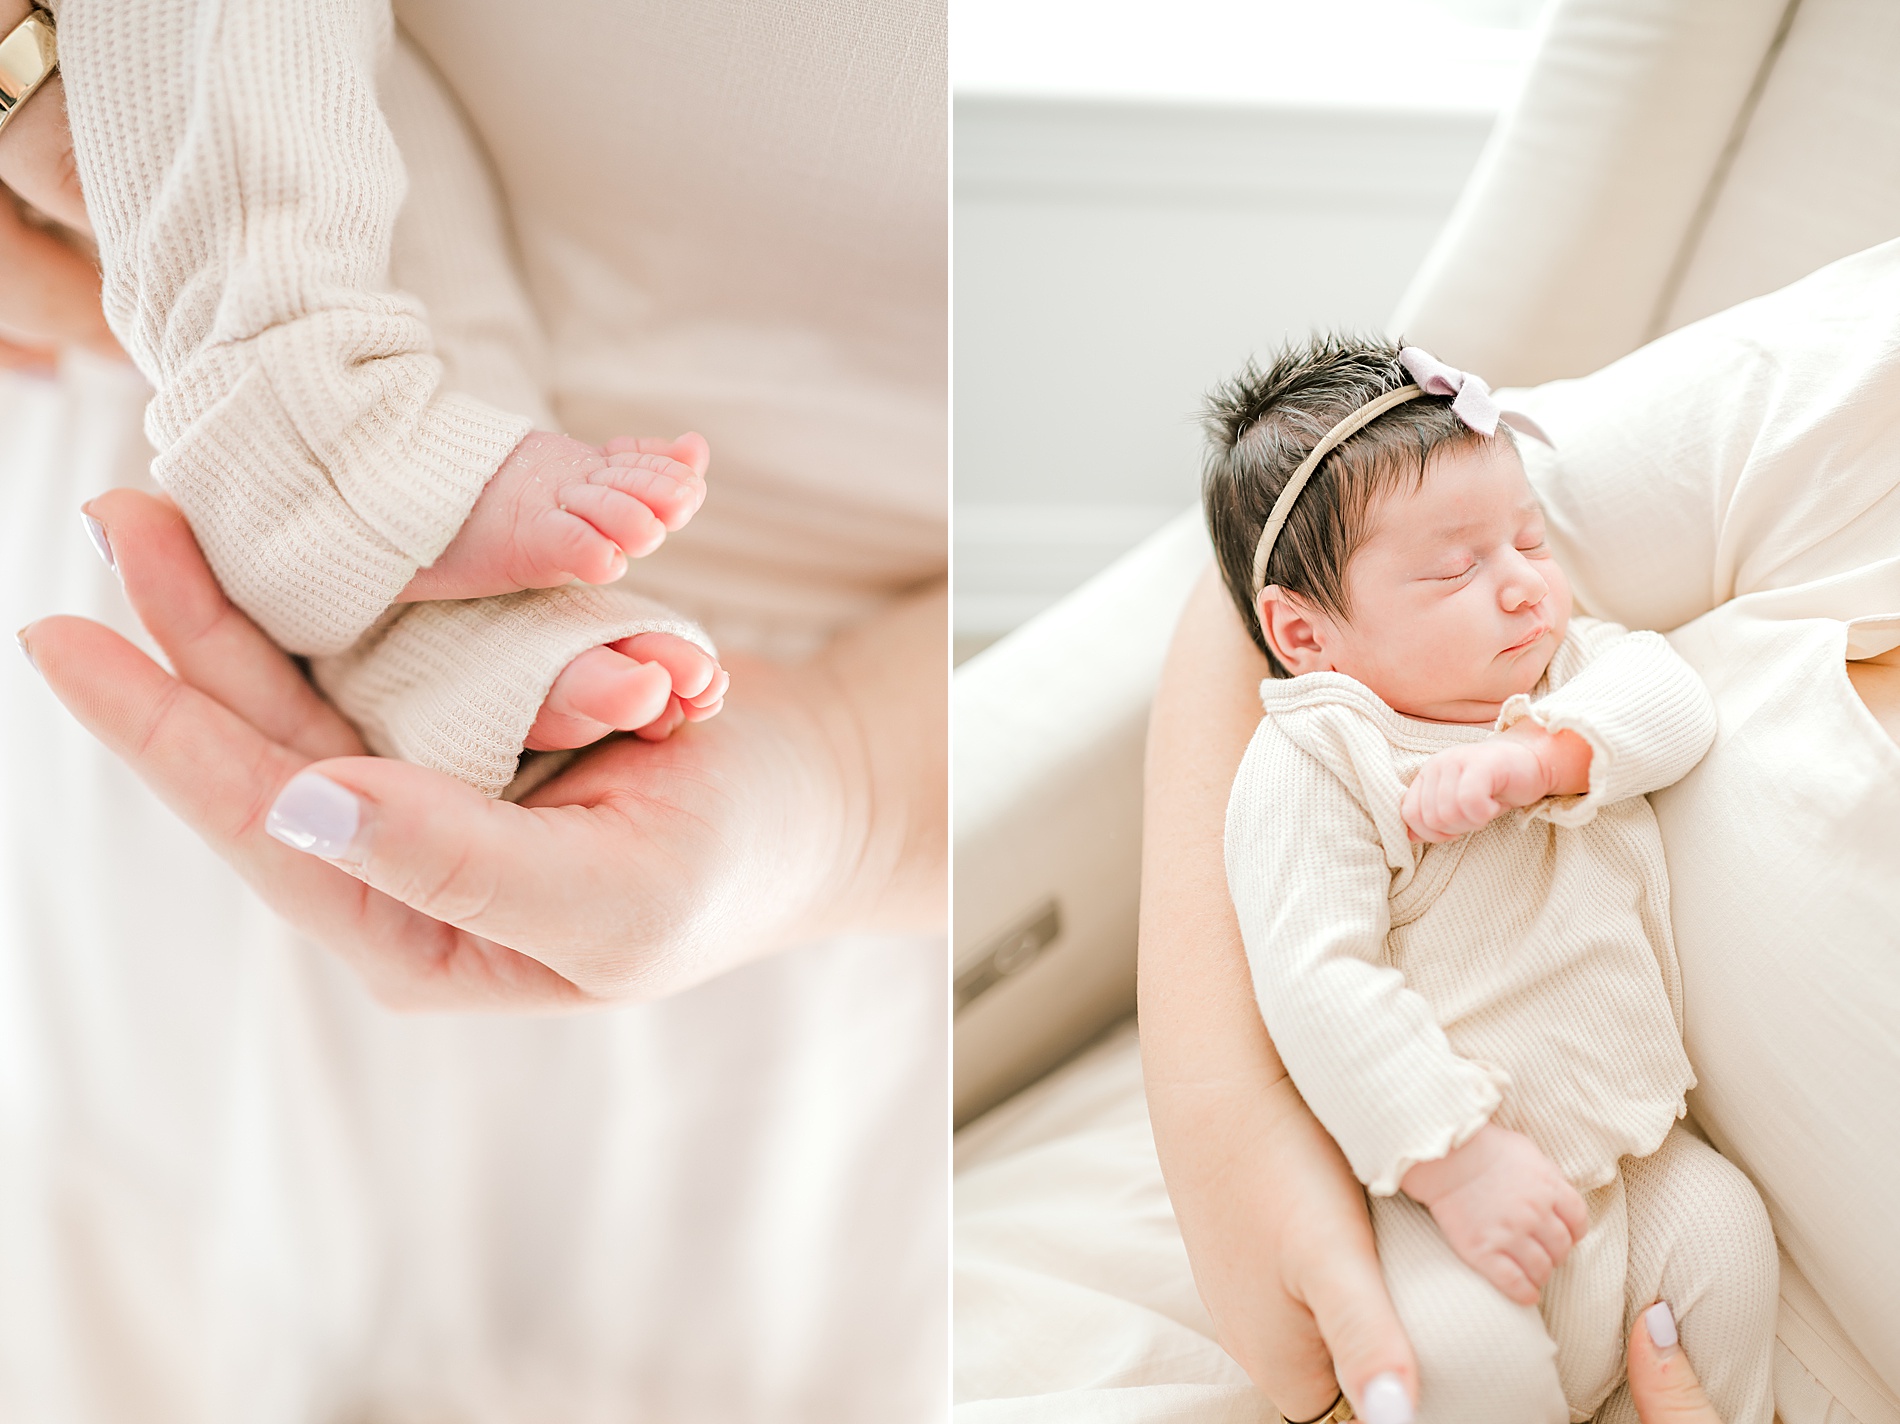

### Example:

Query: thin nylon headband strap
xmin=1248 ymin=383 xmax=1427 ymax=595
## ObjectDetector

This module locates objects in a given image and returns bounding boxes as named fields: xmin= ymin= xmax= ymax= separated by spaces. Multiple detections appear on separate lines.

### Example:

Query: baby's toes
xmin=557 ymin=484 xmax=669 ymax=561
xmin=633 ymin=696 xmax=688 ymax=742
xmin=525 ymin=646 xmax=674 ymax=751
xmin=516 ymin=504 xmax=631 ymax=588
xmin=611 ymin=632 xmax=720 ymax=701
xmin=599 ymin=452 xmax=706 ymax=531
xmin=603 ymin=431 xmax=710 ymax=479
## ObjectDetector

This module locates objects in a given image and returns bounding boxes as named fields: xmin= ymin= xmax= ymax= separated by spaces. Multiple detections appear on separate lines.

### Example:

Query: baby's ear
xmin=1257 ymin=586 xmax=1329 ymax=675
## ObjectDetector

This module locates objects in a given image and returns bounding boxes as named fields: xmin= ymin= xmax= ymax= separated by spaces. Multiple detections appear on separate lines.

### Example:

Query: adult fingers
xmin=265 ymin=755 xmax=684 ymax=999
xmin=23 ymin=615 xmax=586 ymax=1012
xmin=0 ymin=332 xmax=56 ymax=370
xmin=0 ymin=74 xmax=90 ymax=233
xmin=83 ymin=489 xmax=362 ymax=762
xmin=1626 ymin=1303 xmax=1724 ymax=1424
xmin=1295 ymin=1251 xmax=1420 ymax=1424
xmin=0 ymin=188 xmax=116 ymax=354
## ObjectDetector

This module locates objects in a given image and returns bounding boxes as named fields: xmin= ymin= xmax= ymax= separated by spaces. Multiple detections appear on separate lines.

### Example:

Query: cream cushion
xmin=1503 ymin=236 xmax=1900 ymax=1419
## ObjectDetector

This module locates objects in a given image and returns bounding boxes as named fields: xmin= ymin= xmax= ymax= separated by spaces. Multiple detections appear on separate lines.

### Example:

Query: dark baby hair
xmin=1201 ymin=332 xmax=1496 ymax=676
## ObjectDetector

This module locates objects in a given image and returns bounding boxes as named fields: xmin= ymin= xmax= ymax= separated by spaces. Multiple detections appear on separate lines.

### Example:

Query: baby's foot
xmin=525 ymin=631 xmax=729 ymax=751
xmin=400 ymin=431 xmax=709 ymax=603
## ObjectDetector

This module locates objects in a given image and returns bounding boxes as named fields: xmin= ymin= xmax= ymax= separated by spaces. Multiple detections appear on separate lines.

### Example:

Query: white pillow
xmin=1506 ymin=237 xmax=1900 ymax=1415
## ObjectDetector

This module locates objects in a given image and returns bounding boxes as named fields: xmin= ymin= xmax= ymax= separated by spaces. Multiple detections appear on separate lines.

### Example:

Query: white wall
xmin=954 ymin=98 xmax=1495 ymax=652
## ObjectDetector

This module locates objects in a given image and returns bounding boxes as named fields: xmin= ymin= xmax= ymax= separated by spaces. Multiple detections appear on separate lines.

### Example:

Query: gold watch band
xmin=1283 ymin=1390 xmax=1355 ymax=1424
xmin=0 ymin=8 xmax=57 ymax=139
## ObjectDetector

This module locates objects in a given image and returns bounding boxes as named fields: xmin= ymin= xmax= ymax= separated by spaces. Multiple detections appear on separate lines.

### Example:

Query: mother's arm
xmin=23 ymin=489 xmax=945 ymax=1009
xmin=1137 ymin=567 xmax=1417 ymax=1421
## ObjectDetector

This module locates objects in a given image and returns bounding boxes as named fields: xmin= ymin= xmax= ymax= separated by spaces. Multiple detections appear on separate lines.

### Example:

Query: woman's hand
xmin=21 ymin=489 xmax=945 ymax=1009
xmin=0 ymin=5 xmax=120 ymax=366
xmin=1628 ymin=1302 xmax=1726 ymax=1423
xmin=1139 ymin=568 xmax=1418 ymax=1424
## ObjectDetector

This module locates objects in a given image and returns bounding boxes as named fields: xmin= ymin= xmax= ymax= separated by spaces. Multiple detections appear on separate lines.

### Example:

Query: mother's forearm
xmin=795 ymin=579 xmax=948 ymax=940
xmin=1139 ymin=568 xmax=1400 ymax=1417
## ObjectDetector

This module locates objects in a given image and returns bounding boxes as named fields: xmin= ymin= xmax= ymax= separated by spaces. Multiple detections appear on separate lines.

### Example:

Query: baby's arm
xmin=1227 ymin=724 xmax=1589 ymax=1300
xmin=1402 ymin=620 xmax=1717 ymax=842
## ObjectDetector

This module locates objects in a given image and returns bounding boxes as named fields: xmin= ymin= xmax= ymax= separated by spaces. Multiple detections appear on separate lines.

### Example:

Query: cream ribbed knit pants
xmin=59 ymin=1 xmax=713 ymax=797
xmin=1372 ymin=1127 xmax=1776 ymax=1423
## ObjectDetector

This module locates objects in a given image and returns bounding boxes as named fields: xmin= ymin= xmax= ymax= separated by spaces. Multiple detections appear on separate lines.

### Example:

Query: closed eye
xmin=1435 ymin=563 xmax=1476 ymax=582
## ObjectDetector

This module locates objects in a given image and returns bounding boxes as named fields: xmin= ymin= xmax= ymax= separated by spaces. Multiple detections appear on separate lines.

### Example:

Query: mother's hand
xmin=21 ymin=489 xmax=946 ymax=1009
xmin=0 ymin=7 xmax=118 ymax=368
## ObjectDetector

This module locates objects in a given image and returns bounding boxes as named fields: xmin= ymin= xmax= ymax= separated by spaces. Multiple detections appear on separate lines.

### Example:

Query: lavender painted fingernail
xmin=81 ymin=511 xmax=115 ymax=571
xmin=1360 ymin=1373 xmax=1414 ymax=1424
xmin=1644 ymin=1300 xmax=1678 ymax=1349
xmin=16 ymin=628 xmax=37 ymax=674
xmin=266 ymin=773 xmax=362 ymax=860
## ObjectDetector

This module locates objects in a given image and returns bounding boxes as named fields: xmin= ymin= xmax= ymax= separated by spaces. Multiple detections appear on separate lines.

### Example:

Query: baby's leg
xmin=1370 ymin=1193 xmax=1569 ymax=1424
xmin=1592 ymin=1127 xmax=1778 ymax=1424
xmin=378 ymin=36 xmax=723 ymax=755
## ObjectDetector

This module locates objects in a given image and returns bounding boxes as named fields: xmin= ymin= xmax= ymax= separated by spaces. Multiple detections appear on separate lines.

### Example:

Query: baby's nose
xmin=1499 ymin=557 xmax=1549 ymax=610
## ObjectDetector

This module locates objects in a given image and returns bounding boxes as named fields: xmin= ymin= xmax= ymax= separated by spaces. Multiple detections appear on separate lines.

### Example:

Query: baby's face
xmin=1263 ymin=437 xmax=1571 ymax=723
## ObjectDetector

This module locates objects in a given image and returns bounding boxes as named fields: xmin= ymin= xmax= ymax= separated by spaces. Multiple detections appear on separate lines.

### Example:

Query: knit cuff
xmin=1495 ymin=692 xmax=1611 ymax=829
xmin=329 ymin=386 xmax=533 ymax=568
xmin=153 ymin=351 xmax=531 ymax=656
xmin=1354 ymin=1061 xmax=1511 ymax=1198
xmin=312 ymin=584 xmax=716 ymax=798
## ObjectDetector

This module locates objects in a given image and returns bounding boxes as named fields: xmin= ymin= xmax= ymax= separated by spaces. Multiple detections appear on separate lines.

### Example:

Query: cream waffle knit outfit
xmin=54 ymin=0 xmax=713 ymax=796
xmin=1224 ymin=616 xmax=1777 ymax=1424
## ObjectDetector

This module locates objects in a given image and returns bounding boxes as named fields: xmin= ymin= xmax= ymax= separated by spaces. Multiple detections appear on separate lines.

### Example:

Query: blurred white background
xmin=954 ymin=0 xmax=1554 ymax=658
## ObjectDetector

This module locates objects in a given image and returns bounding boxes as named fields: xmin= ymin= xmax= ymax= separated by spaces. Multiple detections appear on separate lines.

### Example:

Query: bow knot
xmin=1399 ymin=346 xmax=1501 ymax=436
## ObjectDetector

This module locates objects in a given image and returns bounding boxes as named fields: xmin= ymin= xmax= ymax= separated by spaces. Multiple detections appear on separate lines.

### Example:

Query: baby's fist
xmin=1400 ymin=1123 xmax=1588 ymax=1306
xmin=1401 ymin=738 xmax=1545 ymax=842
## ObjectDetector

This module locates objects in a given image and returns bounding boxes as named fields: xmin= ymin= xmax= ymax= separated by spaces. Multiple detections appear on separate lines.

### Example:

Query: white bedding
xmin=954 ymin=1031 xmax=1882 ymax=1424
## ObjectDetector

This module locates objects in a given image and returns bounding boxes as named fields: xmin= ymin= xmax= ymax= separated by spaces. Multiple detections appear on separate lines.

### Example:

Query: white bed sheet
xmin=954 ymin=1026 xmax=1883 ymax=1424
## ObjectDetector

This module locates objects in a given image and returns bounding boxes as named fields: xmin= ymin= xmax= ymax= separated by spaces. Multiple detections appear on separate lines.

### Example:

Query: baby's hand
xmin=400 ymin=431 xmax=709 ymax=604
xmin=1401 ymin=720 xmax=1594 ymax=842
xmin=1399 ymin=1123 xmax=1588 ymax=1306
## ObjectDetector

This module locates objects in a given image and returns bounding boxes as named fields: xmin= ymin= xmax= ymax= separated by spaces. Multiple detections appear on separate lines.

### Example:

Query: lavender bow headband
xmin=1246 ymin=346 xmax=1550 ymax=598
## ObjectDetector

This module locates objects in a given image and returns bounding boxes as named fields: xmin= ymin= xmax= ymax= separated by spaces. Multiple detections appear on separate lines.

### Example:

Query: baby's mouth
xmin=1501 ymin=625 xmax=1549 ymax=656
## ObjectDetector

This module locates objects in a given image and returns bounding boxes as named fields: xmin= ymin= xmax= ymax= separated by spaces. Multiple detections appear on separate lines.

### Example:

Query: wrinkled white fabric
xmin=0 ymin=0 xmax=947 ymax=1418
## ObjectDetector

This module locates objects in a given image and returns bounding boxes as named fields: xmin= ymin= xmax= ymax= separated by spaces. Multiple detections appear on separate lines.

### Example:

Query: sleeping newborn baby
xmin=7 ymin=2 xmax=725 ymax=796
xmin=1206 ymin=336 xmax=1777 ymax=1424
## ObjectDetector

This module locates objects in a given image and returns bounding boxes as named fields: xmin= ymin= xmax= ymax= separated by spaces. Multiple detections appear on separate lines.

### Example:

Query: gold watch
xmin=0 ymin=8 xmax=57 ymax=141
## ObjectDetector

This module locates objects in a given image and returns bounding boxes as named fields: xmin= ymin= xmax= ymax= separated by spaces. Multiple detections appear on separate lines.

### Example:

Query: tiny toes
xmin=526 ymin=646 xmax=675 ymax=750
xmin=598 ymin=453 xmax=706 ymax=530
xmin=603 ymin=431 xmax=710 ymax=479
xmin=557 ymin=486 xmax=668 ymax=561
xmin=612 ymin=632 xmax=719 ymax=701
